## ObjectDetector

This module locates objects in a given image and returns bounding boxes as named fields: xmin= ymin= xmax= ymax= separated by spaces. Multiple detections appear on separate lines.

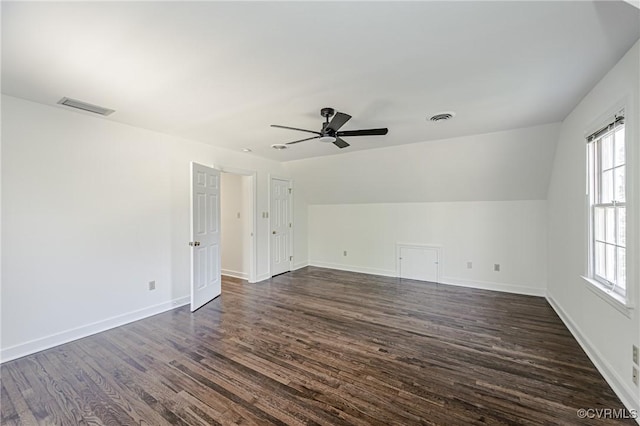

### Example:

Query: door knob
xmin=272 ymin=231 xmax=276 ymax=234
xmin=189 ymin=241 xmax=201 ymax=247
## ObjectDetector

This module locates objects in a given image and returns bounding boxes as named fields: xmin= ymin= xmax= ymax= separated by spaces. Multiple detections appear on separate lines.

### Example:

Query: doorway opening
xmin=220 ymin=168 xmax=257 ymax=283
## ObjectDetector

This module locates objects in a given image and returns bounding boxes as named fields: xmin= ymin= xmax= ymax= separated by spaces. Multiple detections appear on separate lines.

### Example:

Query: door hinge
xmin=288 ymin=188 xmax=292 ymax=194
xmin=289 ymin=223 xmax=292 ymax=228
xmin=289 ymin=256 xmax=293 ymax=261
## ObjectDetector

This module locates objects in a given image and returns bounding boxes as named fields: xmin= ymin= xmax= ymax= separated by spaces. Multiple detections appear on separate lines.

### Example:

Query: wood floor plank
xmin=70 ymin=344 xmax=171 ymax=425
xmin=1 ymin=267 xmax=634 ymax=425
xmin=0 ymin=368 xmax=40 ymax=425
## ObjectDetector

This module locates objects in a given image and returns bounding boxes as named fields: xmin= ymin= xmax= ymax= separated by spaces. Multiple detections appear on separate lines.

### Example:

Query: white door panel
xmin=191 ymin=163 xmax=221 ymax=311
xmin=271 ymin=178 xmax=291 ymax=276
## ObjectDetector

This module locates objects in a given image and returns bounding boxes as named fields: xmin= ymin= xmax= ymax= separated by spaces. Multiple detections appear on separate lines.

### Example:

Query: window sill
xmin=581 ymin=276 xmax=634 ymax=317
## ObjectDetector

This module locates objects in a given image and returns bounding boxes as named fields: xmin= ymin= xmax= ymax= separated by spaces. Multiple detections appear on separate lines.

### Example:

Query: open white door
xmin=270 ymin=177 xmax=292 ymax=277
xmin=190 ymin=162 xmax=221 ymax=312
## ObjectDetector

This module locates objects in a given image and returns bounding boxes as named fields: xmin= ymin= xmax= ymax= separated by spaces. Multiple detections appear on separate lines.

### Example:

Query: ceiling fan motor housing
xmin=320 ymin=107 xmax=335 ymax=119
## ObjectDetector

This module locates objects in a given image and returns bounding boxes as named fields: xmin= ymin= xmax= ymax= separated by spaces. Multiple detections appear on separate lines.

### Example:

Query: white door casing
xmin=397 ymin=244 xmax=441 ymax=283
xmin=270 ymin=177 xmax=292 ymax=276
xmin=190 ymin=162 xmax=221 ymax=311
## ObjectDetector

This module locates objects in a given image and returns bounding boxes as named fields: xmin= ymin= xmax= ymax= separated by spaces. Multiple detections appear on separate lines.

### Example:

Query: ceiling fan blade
xmin=337 ymin=128 xmax=388 ymax=137
xmin=326 ymin=112 xmax=352 ymax=132
xmin=333 ymin=137 xmax=350 ymax=149
xmin=286 ymin=136 xmax=320 ymax=145
xmin=271 ymin=124 xmax=321 ymax=135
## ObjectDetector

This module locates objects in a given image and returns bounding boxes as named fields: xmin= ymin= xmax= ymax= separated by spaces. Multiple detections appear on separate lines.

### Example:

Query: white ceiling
xmin=2 ymin=1 xmax=639 ymax=162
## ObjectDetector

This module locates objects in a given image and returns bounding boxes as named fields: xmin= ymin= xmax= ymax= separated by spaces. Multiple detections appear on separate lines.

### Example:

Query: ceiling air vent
xmin=429 ymin=112 xmax=455 ymax=122
xmin=57 ymin=97 xmax=115 ymax=116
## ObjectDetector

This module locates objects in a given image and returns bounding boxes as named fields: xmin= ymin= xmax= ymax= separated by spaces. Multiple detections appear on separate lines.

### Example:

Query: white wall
xmin=309 ymin=201 xmax=547 ymax=296
xmin=221 ymin=173 xmax=251 ymax=279
xmin=0 ymin=95 xmax=293 ymax=361
xmin=547 ymin=40 xmax=639 ymax=411
xmin=292 ymin=181 xmax=308 ymax=270
xmin=285 ymin=122 xmax=562 ymax=297
xmin=286 ymin=123 xmax=558 ymax=297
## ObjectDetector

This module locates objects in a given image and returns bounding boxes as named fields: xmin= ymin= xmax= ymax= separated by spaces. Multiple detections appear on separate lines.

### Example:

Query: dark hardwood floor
xmin=1 ymin=267 xmax=634 ymax=425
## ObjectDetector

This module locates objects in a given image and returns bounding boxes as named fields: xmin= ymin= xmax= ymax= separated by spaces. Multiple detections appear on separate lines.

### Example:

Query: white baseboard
xmin=0 ymin=296 xmax=189 ymax=364
xmin=546 ymin=293 xmax=638 ymax=417
xmin=221 ymin=269 xmax=248 ymax=280
xmin=440 ymin=276 xmax=547 ymax=297
xmin=308 ymin=261 xmax=396 ymax=278
xmin=255 ymin=272 xmax=271 ymax=283
xmin=293 ymin=261 xmax=309 ymax=271
xmin=307 ymin=262 xmax=545 ymax=297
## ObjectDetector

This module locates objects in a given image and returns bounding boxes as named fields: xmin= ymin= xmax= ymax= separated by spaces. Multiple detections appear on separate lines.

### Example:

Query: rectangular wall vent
xmin=57 ymin=97 xmax=115 ymax=116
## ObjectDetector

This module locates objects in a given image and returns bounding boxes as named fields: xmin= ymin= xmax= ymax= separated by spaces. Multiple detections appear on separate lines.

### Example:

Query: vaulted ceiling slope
xmin=285 ymin=123 xmax=561 ymax=204
xmin=2 ymin=2 xmax=638 ymax=162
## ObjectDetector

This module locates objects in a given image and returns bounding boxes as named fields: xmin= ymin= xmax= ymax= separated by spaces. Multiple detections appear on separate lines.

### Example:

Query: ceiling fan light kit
xmin=271 ymin=107 xmax=388 ymax=149
xmin=318 ymin=135 xmax=337 ymax=143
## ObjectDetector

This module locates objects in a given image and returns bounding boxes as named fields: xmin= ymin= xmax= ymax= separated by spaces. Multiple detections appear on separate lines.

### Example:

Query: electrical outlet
xmin=494 ymin=264 xmax=500 ymax=272
xmin=633 ymin=345 xmax=638 ymax=365
xmin=633 ymin=367 xmax=638 ymax=386
xmin=467 ymin=261 xmax=473 ymax=269
xmin=148 ymin=280 xmax=156 ymax=291
xmin=343 ymin=250 xmax=347 ymax=256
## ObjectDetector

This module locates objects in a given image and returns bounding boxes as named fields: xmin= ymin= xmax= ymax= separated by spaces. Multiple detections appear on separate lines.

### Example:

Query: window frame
xmin=588 ymin=125 xmax=626 ymax=293
xmin=584 ymin=107 xmax=633 ymax=314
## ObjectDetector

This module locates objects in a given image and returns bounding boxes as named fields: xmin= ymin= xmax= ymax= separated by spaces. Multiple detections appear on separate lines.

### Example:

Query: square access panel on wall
xmin=396 ymin=244 xmax=441 ymax=283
